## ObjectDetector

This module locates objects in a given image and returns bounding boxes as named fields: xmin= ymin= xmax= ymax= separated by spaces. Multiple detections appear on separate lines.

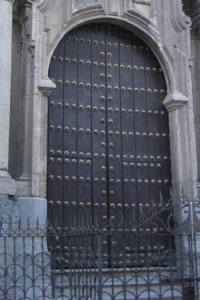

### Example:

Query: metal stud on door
xmin=48 ymin=24 xmax=172 ymax=267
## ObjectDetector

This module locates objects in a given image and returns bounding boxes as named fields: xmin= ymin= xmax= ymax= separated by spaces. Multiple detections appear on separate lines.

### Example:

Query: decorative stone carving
xmin=108 ymin=0 xmax=120 ymax=16
xmin=169 ymin=0 xmax=191 ymax=33
xmin=123 ymin=0 xmax=151 ymax=19
xmin=73 ymin=0 xmax=98 ymax=11
xmin=36 ymin=0 xmax=53 ymax=13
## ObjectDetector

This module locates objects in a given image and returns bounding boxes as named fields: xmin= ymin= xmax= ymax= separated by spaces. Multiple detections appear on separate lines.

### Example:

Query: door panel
xmin=48 ymin=24 xmax=172 ymax=267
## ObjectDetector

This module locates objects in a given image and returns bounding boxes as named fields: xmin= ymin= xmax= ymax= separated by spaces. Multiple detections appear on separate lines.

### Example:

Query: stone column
xmin=164 ymin=91 xmax=198 ymax=199
xmin=0 ymin=0 xmax=15 ymax=195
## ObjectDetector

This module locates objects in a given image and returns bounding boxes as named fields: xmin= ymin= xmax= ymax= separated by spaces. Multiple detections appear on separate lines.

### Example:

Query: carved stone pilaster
xmin=31 ymin=79 xmax=56 ymax=197
xmin=12 ymin=1 xmax=34 ymax=196
xmin=0 ymin=0 xmax=16 ymax=195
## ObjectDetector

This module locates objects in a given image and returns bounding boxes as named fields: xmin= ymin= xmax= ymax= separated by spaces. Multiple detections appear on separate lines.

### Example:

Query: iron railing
xmin=0 ymin=199 xmax=200 ymax=299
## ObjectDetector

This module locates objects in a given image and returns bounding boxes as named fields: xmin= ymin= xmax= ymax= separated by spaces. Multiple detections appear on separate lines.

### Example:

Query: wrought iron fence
xmin=0 ymin=198 xmax=200 ymax=299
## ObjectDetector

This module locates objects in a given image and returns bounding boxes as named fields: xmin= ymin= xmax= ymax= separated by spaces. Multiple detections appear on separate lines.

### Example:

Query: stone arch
xmin=45 ymin=16 xmax=175 ymax=102
xmin=34 ymin=6 xmax=197 ymax=200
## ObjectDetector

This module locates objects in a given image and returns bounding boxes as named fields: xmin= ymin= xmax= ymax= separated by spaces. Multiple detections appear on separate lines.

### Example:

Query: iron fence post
xmin=189 ymin=199 xmax=199 ymax=299
xmin=97 ymin=233 xmax=103 ymax=300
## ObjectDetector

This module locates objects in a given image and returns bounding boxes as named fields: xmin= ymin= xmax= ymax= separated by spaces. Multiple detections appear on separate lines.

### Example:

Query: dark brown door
xmin=47 ymin=24 xmax=171 ymax=266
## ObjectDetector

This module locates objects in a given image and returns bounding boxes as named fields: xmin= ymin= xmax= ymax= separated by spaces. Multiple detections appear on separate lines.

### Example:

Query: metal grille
xmin=47 ymin=23 xmax=171 ymax=264
xmin=0 ymin=199 xmax=200 ymax=299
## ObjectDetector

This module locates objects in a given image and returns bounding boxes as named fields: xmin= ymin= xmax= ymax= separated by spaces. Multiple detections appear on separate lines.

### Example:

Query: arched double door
xmin=47 ymin=24 xmax=172 ymax=266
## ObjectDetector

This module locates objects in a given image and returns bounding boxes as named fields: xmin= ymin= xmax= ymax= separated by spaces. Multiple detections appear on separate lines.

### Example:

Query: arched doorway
xmin=47 ymin=23 xmax=172 ymax=266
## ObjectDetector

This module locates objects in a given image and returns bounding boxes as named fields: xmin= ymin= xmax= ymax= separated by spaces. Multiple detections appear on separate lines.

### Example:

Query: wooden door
xmin=47 ymin=24 xmax=172 ymax=267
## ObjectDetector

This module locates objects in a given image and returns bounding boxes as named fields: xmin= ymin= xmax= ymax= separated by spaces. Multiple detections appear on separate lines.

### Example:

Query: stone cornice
xmin=38 ymin=79 xmax=56 ymax=97
xmin=163 ymin=91 xmax=188 ymax=112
